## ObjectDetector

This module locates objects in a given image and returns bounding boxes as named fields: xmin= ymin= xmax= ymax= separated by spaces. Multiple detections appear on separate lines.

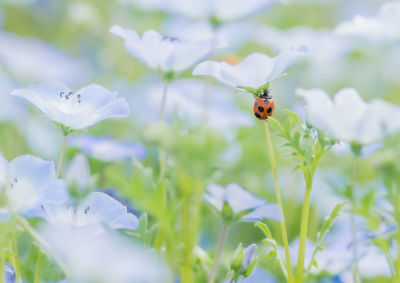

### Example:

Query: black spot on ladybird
xmin=258 ymin=106 xmax=265 ymax=112
xmin=267 ymin=107 xmax=272 ymax=113
xmin=255 ymin=113 xmax=261 ymax=118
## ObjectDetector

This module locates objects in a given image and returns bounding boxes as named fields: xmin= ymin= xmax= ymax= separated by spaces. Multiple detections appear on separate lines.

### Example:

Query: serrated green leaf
xmin=255 ymin=222 xmax=272 ymax=239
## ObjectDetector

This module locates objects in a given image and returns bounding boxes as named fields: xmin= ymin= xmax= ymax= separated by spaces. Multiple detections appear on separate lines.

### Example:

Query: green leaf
xmin=255 ymin=222 xmax=272 ymax=239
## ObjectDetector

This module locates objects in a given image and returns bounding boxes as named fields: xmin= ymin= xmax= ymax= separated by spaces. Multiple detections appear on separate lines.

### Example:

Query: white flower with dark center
xmin=41 ymin=192 xmax=138 ymax=231
xmin=193 ymin=46 xmax=306 ymax=90
xmin=0 ymin=154 xmax=68 ymax=217
xmin=297 ymin=87 xmax=400 ymax=145
xmin=335 ymin=1 xmax=400 ymax=42
xmin=110 ymin=25 xmax=215 ymax=73
xmin=11 ymin=82 xmax=129 ymax=130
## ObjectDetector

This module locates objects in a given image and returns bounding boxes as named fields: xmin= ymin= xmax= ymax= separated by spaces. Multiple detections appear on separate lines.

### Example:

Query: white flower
xmin=0 ymin=154 xmax=68 ymax=216
xmin=110 ymin=25 xmax=215 ymax=73
xmin=193 ymin=46 xmax=305 ymax=89
xmin=297 ymin=87 xmax=400 ymax=145
xmin=335 ymin=1 xmax=400 ymax=41
xmin=41 ymin=192 xmax=138 ymax=231
xmin=11 ymin=82 xmax=129 ymax=130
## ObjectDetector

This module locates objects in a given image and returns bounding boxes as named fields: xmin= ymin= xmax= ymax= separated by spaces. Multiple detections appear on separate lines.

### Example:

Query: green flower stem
xmin=208 ymin=225 xmax=228 ymax=283
xmin=14 ymin=214 xmax=71 ymax=277
xmin=56 ymin=134 xmax=69 ymax=179
xmin=295 ymin=148 xmax=321 ymax=283
xmin=264 ymin=121 xmax=294 ymax=283
xmin=295 ymin=179 xmax=312 ymax=283
xmin=34 ymin=251 xmax=43 ymax=283
xmin=159 ymin=81 xmax=169 ymax=189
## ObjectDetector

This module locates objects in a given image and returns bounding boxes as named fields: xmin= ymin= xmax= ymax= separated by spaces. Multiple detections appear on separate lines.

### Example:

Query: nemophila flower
xmin=0 ymin=31 xmax=89 ymax=83
xmin=297 ymin=87 xmax=400 ymax=145
xmin=41 ymin=226 xmax=171 ymax=283
xmin=11 ymin=82 xmax=129 ymax=131
xmin=65 ymin=153 xmax=91 ymax=190
xmin=68 ymin=135 xmax=147 ymax=162
xmin=335 ymin=1 xmax=400 ymax=42
xmin=193 ymin=46 xmax=306 ymax=92
xmin=40 ymin=192 xmax=138 ymax=232
xmin=0 ymin=154 xmax=68 ymax=217
xmin=3 ymin=264 xmax=15 ymax=283
xmin=230 ymin=244 xmax=259 ymax=281
xmin=110 ymin=25 xmax=215 ymax=74
xmin=204 ymin=183 xmax=281 ymax=223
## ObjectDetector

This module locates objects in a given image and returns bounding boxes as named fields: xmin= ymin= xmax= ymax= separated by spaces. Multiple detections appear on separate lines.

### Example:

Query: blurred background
xmin=0 ymin=0 xmax=399 ymax=282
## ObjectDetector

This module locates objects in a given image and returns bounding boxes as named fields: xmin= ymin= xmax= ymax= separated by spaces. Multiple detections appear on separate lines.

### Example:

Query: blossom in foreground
xmin=231 ymin=243 xmax=259 ymax=279
xmin=110 ymin=25 xmax=215 ymax=74
xmin=11 ymin=82 xmax=129 ymax=131
xmin=335 ymin=1 xmax=400 ymax=41
xmin=0 ymin=154 xmax=68 ymax=217
xmin=193 ymin=46 xmax=306 ymax=91
xmin=204 ymin=183 xmax=281 ymax=223
xmin=68 ymin=135 xmax=147 ymax=162
xmin=297 ymin=87 xmax=400 ymax=145
xmin=41 ymin=225 xmax=171 ymax=283
xmin=41 ymin=192 xmax=139 ymax=232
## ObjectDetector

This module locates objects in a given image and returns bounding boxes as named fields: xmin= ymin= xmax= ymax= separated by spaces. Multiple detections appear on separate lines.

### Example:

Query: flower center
xmin=6 ymin=178 xmax=38 ymax=212
xmin=57 ymin=91 xmax=82 ymax=114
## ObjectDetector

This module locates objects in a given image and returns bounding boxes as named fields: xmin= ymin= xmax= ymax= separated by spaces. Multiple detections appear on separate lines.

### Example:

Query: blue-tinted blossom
xmin=11 ymin=82 xmax=129 ymax=130
xmin=0 ymin=154 xmax=68 ymax=217
xmin=204 ymin=183 xmax=281 ymax=222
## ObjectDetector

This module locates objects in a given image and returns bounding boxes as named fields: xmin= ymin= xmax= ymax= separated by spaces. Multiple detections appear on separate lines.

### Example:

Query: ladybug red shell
xmin=253 ymin=97 xmax=274 ymax=120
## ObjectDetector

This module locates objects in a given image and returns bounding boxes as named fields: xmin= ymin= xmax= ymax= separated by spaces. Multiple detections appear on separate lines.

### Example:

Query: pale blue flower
xmin=110 ymin=25 xmax=215 ymax=73
xmin=11 ymin=82 xmax=129 ymax=130
xmin=204 ymin=183 xmax=281 ymax=222
xmin=3 ymin=264 xmax=15 ymax=283
xmin=41 ymin=225 xmax=171 ymax=283
xmin=0 ymin=154 xmax=68 ymax=217
xmin=297 ymin=87 xmax=400 ymax=145
xmin=242 ymin=244 xmax=257 ymax=270
xmin=193 ymin=46 xmax=306 ymax=89
xmin=41 ymin=192 xmax=138 ymax=231
xmin=68 ymin=135 xmax=147 ymax=162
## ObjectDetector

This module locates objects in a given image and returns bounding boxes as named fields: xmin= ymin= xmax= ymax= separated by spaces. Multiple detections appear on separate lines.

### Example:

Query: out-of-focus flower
xmin=3 ymin=264 xmax=15 ymax=283
xmin=0 ymin=154 xmax=68 ymax=217
xmin=65 ymin=153 xmax=91 ymax=190
xmin=41 ymin=225 xmax=171 ymax=283
xmin=231 ymin=243 xmax=259 ymax=281
xmin=11 ymin=82 xmax=129 ymax=131
xmin=110 ymin=26 xmax=215 ymax=74
xmin=335 ymin=1 xmax=400 ymax=42
xmin=204 ymin=183 xmax=281 ymax=223
xmin=68 ymin=135 xmax=147 ymax=162
xmin=41 ymin=192 xmax=138 ymax=231
xmin=0 ymin=31 xmax=90 ymax=84
xmin=297 ymin=87 xmax=400 ymax=145
xmin=193 ymin=47 xmax=305 ymax=90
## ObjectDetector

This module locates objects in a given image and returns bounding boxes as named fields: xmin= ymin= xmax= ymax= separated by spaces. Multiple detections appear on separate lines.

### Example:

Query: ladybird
xmin=253 ymin=90 xmax=274 ymax=120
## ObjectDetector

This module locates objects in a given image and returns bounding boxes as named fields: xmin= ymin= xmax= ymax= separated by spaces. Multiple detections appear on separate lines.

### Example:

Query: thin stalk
xmin=34 ymin=251 xmax=42 ymax=283
xmin=395 ymin=180 xmax=400 ymax=281
xmin=295 ymin=180 xmax=312 ymax=282
xmin=14 ymin=214 xmax=70 ymax=277
xmin=350 ymin=156 xmax=359 ymax=283
xmin=56 ymin=134 xmax=68 ymax=178
xmin=208 ymin=226 xmax=228 ymax=283
xmin=264 ymin=121 xmax=294 ymax=283
xmin=159 ymin=81 xmax=168 ymax=186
